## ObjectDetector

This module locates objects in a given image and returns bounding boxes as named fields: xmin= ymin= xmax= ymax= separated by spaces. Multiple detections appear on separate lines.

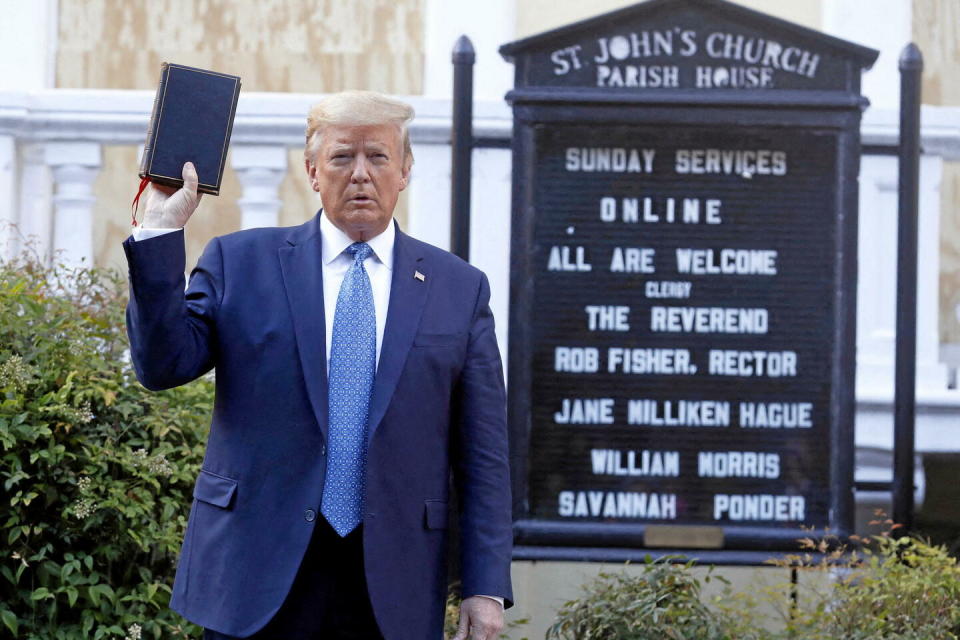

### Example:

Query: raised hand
xmin=141 ymin=162 xmax=202 ymax=228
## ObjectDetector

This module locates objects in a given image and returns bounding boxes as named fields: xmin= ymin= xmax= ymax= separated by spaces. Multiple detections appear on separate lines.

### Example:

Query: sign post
xmin=500 ymin=0 xmax=878 ymax=560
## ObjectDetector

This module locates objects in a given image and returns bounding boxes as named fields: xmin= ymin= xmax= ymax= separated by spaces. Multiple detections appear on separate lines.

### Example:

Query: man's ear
xmin=399 ymin=166 xmax=411 ymax=191
xmin=304 ymin=158 xmax=319 ymax=192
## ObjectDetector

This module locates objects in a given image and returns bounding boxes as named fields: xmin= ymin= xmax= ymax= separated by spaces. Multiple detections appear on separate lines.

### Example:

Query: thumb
xmin=182 ymin=161 xmax=200 ymax=198
xmin=452 ymin=607 xmax=470 ymax=640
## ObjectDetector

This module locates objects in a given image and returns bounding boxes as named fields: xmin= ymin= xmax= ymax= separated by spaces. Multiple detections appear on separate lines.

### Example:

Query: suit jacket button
xmin=304 ymin=508 xmax=316 ymax=522
xmin=320 ymin=444 xmax=326 ymax=456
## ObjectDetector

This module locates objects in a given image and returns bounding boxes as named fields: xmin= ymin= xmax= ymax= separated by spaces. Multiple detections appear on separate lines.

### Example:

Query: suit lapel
xmin=367 ymin=227 xmax=428 ymax=444
xmin=278 ymin=213 xmax=329 ymax=440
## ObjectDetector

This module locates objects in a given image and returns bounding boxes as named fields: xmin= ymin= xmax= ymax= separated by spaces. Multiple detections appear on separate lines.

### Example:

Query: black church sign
xmin=500 ymin=0 xmax=878 ymax=558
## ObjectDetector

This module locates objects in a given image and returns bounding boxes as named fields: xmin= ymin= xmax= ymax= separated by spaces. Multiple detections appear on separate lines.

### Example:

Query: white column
xmin=915 ymin=155 xmax=947 ymax=388
xmin=423 ymin=0 xmax=516 ymax=101
xmin=0 ymin=136 xmax=17 ymax=260
xmin=857 ymin=155 xmax=899 ymax=396
xmin=822 ymin=0 xmax=911 ymax=110
xmin=406 ymin=142 xmax=453 ymax=251
xmin=44 ymin=142 xmax=101 ymax=270
xmin=857 ymin=154 xmax=948 ymax=399
xmin=232 ymin=145 xmax=286 ymax=230
xmin=17 ymin=144 xmax=53 ymax=263
xmin=469 ymin=147 xmax=513 ymax=366
xmin=0 ymin=0 xmax=57 ymax=91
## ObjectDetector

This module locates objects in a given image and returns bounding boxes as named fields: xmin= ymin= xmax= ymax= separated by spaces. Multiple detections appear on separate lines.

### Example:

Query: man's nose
xmin=350 ymin=156 xmax=372 ymax=182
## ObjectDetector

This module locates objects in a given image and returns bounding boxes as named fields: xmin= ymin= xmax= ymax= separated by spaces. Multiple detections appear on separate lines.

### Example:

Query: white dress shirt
xmin=132 ymin=219 xmax=504 ymax=608
xmin=318 ymin=212 xmax=392 ymax=372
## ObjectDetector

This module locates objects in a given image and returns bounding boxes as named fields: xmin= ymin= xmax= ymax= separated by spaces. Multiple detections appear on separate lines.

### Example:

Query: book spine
xmin=209 ymin=79 xmax=242 ymax=196
xmin=139 ymin=62 xmax=170 ymax=178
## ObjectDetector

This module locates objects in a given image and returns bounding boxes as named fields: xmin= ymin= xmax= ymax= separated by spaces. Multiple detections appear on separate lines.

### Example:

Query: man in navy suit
xmin=124 ymin=91 xmax=513 ymax=639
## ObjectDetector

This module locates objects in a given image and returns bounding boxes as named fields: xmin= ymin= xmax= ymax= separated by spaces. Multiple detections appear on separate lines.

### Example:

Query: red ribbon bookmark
xmin=130 ymin=176 xmax=151 ymax=227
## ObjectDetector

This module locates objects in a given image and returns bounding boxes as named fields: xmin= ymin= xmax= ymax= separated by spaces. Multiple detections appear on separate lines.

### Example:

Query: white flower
xmin=131 ymin=448 xmax=174 ymax=477
xmin=74 ymin=401 xmax=94 ymax=424
xmin=72 ymin=497 xmax=95 ymax=519
xmin=0 ymin=354 xmax=29 ymax=390
xmin=125 ymin=623 xmax=142 ymax=640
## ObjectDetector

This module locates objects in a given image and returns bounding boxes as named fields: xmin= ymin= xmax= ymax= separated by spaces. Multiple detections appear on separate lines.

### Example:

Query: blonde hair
xmin=304 ymin=90 xmax=415 ymax=171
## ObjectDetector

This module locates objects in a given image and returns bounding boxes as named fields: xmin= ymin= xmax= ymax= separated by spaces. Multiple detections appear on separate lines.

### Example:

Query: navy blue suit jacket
xmin=122 ymin=212 xmax=514 ymax=638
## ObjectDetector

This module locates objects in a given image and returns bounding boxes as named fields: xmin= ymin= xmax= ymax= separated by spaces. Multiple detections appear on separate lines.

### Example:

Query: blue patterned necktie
xmin=321 ymin=242 xmax=376 ymax=537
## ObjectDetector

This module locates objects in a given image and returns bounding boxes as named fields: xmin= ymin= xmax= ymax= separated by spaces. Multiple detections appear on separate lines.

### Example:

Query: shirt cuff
xmin=476 ymin=595 xmax=504 ymax=608
xmin=132 ymin=227 xmax=180 ymax=241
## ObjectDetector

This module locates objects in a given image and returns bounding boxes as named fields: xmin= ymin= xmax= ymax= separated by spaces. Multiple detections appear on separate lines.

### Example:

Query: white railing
xmin=1 ymin=89 xmax=958 ymax=460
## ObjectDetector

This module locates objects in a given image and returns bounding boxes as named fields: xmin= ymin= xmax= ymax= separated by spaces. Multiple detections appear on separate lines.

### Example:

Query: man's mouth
xmin=351 ymin=195 xmax=372 ymax=202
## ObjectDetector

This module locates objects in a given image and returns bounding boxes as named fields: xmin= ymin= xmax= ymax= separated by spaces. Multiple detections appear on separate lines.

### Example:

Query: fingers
xmin=455 ymin=599 xmax=504 ymax=640
xmin=452 ymin=608 xmax=470 ymax=640
xmin=150 ymin=183 xmax=177 ymax=197
xmin=182 ymin=161 xmax=199 ymax=197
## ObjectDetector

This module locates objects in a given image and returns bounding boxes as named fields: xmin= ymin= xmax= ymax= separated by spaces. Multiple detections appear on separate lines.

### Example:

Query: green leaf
xmin=30 ymin=587 xmax=52 ymax=600
xmin=0 ymin=609 xmax=17 ymax=636
xmin=88 ymin=584 xmax=101 ymax=607
xmin=66 ymin=586 xmax=79 ymax=607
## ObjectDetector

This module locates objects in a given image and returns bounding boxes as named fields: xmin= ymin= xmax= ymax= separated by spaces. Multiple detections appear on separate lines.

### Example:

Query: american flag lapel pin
xmin=414 ymin=270 xmax=426 ymax=282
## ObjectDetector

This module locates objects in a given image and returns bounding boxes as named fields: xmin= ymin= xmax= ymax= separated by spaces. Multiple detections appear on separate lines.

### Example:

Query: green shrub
xmin=736 ymin=519 xmax=960 ymax=640
xmin=0 ymin=251 xmax=212 ymax=639
xmin=546 ymin=556 xmax=746 ymax=640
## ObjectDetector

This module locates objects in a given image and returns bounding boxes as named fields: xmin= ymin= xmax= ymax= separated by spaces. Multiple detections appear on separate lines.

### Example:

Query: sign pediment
xmin=500 ymin=0 xmax=878 ymax=95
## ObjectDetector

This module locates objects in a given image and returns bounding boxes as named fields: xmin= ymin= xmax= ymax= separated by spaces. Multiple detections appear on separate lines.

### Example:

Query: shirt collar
xmin=319 ymin=210 xmax=395 ymax=271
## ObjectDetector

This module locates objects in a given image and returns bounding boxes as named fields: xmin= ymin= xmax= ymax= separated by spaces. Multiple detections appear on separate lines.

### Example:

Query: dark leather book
xmin=139 ymin=63 xmax=242 ymax=196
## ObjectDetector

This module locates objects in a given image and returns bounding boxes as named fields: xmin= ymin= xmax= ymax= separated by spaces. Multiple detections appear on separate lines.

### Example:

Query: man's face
xmin=305 ymin=123 xmax=410 ymax=242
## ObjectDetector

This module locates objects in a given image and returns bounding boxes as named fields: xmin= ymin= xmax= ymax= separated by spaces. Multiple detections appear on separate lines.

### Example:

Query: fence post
xmin=450 ymin=35 xmax=475 ymax=261
xmin=892 ymin=42 xmax=923 ymax=533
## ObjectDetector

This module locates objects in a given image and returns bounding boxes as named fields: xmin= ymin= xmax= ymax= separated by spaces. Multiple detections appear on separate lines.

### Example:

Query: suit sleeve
xmin=122 ymin=229 xmax=223 ymax=391
xmin=453 ymin=271 xmax=514 ymax=608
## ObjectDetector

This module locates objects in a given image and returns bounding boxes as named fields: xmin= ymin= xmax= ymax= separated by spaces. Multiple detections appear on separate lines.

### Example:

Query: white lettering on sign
xmin=548 ymin=246 xmax=592 ymax=271
xmin=597 ymin=64 xmax=680 ymax=88
xmin=599 ymin=196 xmax=721 ymax=224
xmin=704 ymin=33 xmax=820 ymax=78
xmin=650 ymin=306 xmax=768 ymax=334
xmin=566 ymin=147 xmax=655 ymax=172
xmin=591 ymin=449 xmax=680 ymax=477
xmin=695 ymin=65 xmax=775 ymax=88
xmin=740 ymin=402 xmax=813 ymax=428
xmin=554 ymin=398 xmax=615 ymax=424
xmin=593 ymin=31 xmax=689 ymax=62
xmin=675 ymin=149 xmax=787 ymax=178
xmin=676 ymin=248 xmax=778 ymax=275
xmin=547 ymin=30 xmax=824 ymax=90
xmin=549 ymin=45 xmax=584 ymax=75
xmin=609 ymin=247 xmax=656 ymax=273
xmin=713 ymin=494 xmax=805 ymax=522
xmin=585 ymin=305 xmax=630 ymax=331
xmin=555 ymin=347 xmax=599 ymax=373
xmin=698 ymin=451 xmax=781 ymax=478
xmin=607 ymin=348 xmax=695 ymax=374
xmin=708 ymin=350 xmax=798 ymax=377
xmin=558 ymin=490 xmax=678 ymax=519
xmin=645 ymin=281 xmax=693 ymax=299
xmin=627 ymin=399 xmax=730 ymax=427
